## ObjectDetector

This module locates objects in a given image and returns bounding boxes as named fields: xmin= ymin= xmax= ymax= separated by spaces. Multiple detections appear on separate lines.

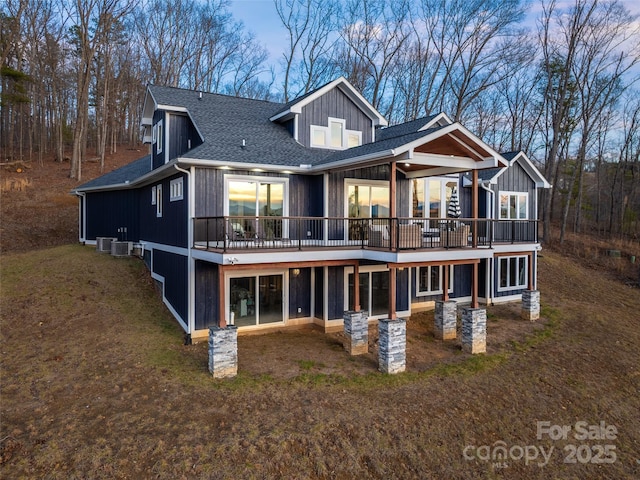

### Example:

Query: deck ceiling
xmin=415 ymin=131 xmax=489 ymax=161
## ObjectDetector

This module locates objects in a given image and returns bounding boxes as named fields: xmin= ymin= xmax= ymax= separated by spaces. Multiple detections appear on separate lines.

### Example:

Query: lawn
xmin=1 ymin=244 xmax=639 ymax=479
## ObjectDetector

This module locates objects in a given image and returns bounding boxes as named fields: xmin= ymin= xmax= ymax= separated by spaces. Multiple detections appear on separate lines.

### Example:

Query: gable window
xmin=498 ymin=256 xmax=527 ymax=290
xmin=416 ymin=265 xmax=453 ymax=296
xmin=156 ymin=120 xmax=163 ymax=155
xmin=499 ymin=192 xmax=528 ymax=219
xmin=155 ymin=184 xmax=162 ymax=217
xmin=170 ymin=178 xmax=183 ymax=201
xmin=310 ymin=117 xmax=361 ymax=150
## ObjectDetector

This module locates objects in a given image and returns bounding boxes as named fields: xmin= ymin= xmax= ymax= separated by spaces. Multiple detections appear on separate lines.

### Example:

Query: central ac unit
xmin=96 ymin=237 xmax=117 ymax=253
xmin=111 ymin=241 xmax=133 ymax=257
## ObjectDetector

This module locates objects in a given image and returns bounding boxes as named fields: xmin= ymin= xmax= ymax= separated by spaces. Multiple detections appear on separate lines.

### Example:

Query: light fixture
xmin=404 ymin=163 xmax=410 ymax=167
xmin=291 ymin=268 xmax=300 ymax=277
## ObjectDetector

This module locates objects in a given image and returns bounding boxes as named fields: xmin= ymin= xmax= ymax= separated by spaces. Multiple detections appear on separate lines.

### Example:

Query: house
xmin=73 ymin=77 xmax=549 ymax=343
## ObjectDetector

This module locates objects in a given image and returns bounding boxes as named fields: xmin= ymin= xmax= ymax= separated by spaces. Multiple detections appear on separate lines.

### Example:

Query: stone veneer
xmin=378 ymin=318 xmax=406 ymax=374
xmin=208 ymin=326 xmax=238 ymax=378
xmin=521 ymin=290 xmax=540 ymax=321
xmin=461 ymin=308 xmax=486 ymax=354
xmin=343 ymin=310 xmax=369 ymax=355
xmin=434 ymin=300 xmax=457 ymax=340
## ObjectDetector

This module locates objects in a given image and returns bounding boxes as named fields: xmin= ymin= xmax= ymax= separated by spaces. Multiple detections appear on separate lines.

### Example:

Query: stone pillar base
xmin=343 ymin=310 xmax=368 ymax=355
xmin=521 ymin=290 xmax=540 ymax=321
xmin=434 ymin=300 xmax=457 ymax=340
xmin=208 ymin=326 xmax=238 ymax=378
xmin=378 ymin=318 xmax=406 ymax=374
xmin=461 ymin=308 xmax=486 ymax=354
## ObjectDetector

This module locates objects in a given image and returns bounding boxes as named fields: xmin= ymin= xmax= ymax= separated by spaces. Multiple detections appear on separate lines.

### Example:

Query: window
xmin=346 ymin=266 xmax=389 ymax=317
xmin=229 ymin=273 xmax=284 ymax=327
xmin=411 ymin=177 xmax=458 ymax=227
xmin=225 ymin=176 xmax=288 ymax=239
xmin=170 ymin=178 xmax=183 ymax=201
xmin=498 ymin=256 xmax=528 ymax=290
xmin=156 ymin=120 xmax=163 ymax=155
xmin=310 ymin=117 xmax=361 ymax=150
xmin=151 ymin=186 xmax=156 ymax=205
xmin=156 ymin=184 xmax=162 ymax=217
xmin=499 ymin=192 xmax=528 ymax=219
xmin=346 ymin=181 xmax=389 ymax=219
xmin=416 ymin=265 xmax=453 ymax=296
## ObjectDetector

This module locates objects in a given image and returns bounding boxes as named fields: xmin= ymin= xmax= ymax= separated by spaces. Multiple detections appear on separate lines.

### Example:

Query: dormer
xmin=269 ymin=77 xmax=388 ymax=150
xmin=141 ymin=86 xmax=204 ymax=170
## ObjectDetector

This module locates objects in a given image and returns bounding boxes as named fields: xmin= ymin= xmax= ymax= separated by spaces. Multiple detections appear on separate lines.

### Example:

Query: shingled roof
xmin=75 ymin=155 xmax=152 ymax=191
xmin=147 ymin=85 xmax=330 ymax=167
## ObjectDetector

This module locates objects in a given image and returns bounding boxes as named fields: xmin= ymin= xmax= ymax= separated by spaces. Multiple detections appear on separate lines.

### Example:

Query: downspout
xmin=174 ymin=164 xmax=194 ymax=342
xmin=77 ymin=191 xmax=86 ymax=244
xmin=480 ymin=181 xmax=494 ymax=305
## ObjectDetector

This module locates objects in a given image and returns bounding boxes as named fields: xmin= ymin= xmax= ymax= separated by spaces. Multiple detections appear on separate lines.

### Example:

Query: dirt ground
xmin=1 ymin=153 xmax=640 ymax=479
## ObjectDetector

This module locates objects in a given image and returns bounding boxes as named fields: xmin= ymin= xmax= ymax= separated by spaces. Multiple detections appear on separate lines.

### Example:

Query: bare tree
xmin=275 ymin=0 xmax=340 ymax=102
xmin=336 ymin=0 xmax=411 ymax=113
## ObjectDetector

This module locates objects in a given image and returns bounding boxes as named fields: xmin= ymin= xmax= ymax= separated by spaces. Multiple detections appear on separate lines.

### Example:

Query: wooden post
xmin=354 ymin=262 xmax=360 ymax=311
xmin=390 ymin=162 xmax=397 ymax=251
xmin=528 ymin=253 xmax=534 ymax=290
xmin=443 ymin=264 xmax=449 ymax=302
xmin=218 ymin=265 xmax=226 ymax=328
xmin=472 ymin=169 xmax=478 ymax=248
xmin=472 ymin=262 xmax=479 ymax=308
xmin=388 ymin=266 xmax=397 ymax=320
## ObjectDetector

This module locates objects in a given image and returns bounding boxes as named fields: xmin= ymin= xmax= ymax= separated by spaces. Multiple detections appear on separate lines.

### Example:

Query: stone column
xmin=461 ymin=308 xmax=486 ymax=354
xmin=434 ymin=300 xmax=457 ymax=340
xmin=343 ymin=310 xmax=368 ymax=355
xmin=378 ymin=318 xmax=406 ymax=374
xmin=521 ymin=290 xmax=540 ymax=321
xmin=208 ymin=326 xmax=238 ymax=378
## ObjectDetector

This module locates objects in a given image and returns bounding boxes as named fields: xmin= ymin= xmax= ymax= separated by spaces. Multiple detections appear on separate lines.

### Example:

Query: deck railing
xmin=193 ymin=216 xmax=539 ymax=252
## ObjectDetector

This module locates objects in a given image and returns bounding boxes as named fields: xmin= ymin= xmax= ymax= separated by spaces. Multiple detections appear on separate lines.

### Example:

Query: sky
xmin=228 ymin=0 xmax=640 ymax=92
xmin=229 ymin=0 xmax=640 ymax=63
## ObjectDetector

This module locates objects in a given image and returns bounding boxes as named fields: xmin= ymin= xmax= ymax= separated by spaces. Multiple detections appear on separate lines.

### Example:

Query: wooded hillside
xmin=1 ymin=0 xmax=639 ymax=240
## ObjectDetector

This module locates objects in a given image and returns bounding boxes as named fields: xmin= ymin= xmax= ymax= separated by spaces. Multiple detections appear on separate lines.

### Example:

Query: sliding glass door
xmin=229 ymin=274 xmax=284 ymax=327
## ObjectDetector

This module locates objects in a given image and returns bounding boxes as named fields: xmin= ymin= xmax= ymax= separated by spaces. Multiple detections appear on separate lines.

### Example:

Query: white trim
xmin=143 ymin=241 xmax=190 ymax=256
xmin=310 ymin=116 xmax=362 ymax=150
xmin=343 ymin=265 xmax=406 ymax=319
xmin=169 ymin=177 xmax=183 ymax=201
xmin=225 ymin=269 xmax=288 ymax=328
xmin=224 ymin=174 xmax=290 ymax=218
xmin=415 ymin=265 xmax=454 ymax=297
xmin=499 ymin=191 xmax=529 ymax=220
xmin=491 ymin=293 xmax=525 ymax=304
xmin=497 ymin=255 xmax=528 ymax=292
xmin=156 ymin=119 xmax=163 ymax=155
xmin=269 ymin=76 xmax=388 ymax=127
xmin=155 ymin=183 xmax=163 ymax=217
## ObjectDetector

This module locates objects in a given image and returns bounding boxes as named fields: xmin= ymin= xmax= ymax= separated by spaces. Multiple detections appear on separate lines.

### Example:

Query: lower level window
xmin=229 ymin=274 xmax=283 ymax=327
xmin=416 ymin=265 xmax=453 ymax=296
xmin=498 ymin=256 xmax=527 ymax=290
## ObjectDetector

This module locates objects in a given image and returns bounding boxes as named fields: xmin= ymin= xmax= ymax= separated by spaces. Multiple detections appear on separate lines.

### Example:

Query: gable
xmin=298 ymin=87 xmax=374 ymax=148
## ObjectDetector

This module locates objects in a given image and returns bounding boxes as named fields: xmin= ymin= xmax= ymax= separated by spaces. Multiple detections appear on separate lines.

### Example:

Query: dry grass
xmin=1 ymin=245 xmax=639 ymax=479
xmin=1 ymin=153 xmax=639 ymax=478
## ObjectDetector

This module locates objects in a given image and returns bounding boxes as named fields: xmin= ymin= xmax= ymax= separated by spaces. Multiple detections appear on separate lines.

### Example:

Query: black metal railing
xmin=193 ymin=216 xmax=539 ymax=252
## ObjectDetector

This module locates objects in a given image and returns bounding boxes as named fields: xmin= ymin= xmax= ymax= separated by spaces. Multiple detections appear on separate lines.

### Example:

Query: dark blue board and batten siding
xmin=152 ymin=249 xmax=188 ymax=323
xmin=195 ymin=260 xmax=219 ymax=330
xmin=139 ymin=173 xmax=188 ymax=248
xmin=194 ymin=168 xmax=323 ymax=218
xmin=85 ymin=189 xmax=140 ymax=241
xmin=494 ymin=162 xmax=537 ymax=218
xmin=298 ymin=88 xmax=373 ymax=147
